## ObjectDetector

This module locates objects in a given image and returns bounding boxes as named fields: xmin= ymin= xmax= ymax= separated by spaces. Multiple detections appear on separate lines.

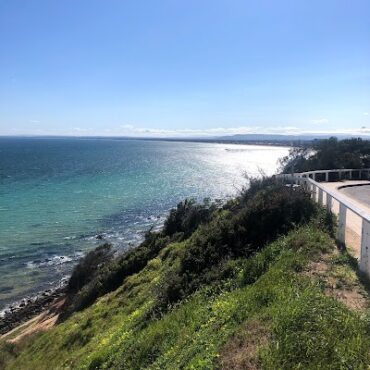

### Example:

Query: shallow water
xmin=0 ymin=137 xmax=289 ymax=308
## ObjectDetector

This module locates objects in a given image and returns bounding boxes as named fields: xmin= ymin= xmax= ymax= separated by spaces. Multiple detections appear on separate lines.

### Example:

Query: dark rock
xmin=0 ymin=285 xmax=66 ymax=335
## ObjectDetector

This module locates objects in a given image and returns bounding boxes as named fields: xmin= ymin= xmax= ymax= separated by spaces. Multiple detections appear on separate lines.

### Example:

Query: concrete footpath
xmin=319 ymin=180 xmax=370 ymax=259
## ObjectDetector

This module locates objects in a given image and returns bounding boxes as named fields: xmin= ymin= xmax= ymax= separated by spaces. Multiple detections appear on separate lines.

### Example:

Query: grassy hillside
xmin=1 ymin=180 xmax=370 ymax=369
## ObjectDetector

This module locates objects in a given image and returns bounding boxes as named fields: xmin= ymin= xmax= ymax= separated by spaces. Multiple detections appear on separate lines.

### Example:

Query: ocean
xmin=0 ymin=137 xmax=289 ymax=309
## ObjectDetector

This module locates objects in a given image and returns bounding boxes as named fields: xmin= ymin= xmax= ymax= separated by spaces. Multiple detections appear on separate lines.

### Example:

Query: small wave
xmin=0 ymin=255 xmax=16 ymax=262
xmin=0 ymin=275 xmax=70 ymax=318
xmin=26 ymin=255 xmax=73 ymax=269
xmin=225 ymin=148 xmax=249 ymax=152
xmin=63 ymin=235 xmax=77 ymax=240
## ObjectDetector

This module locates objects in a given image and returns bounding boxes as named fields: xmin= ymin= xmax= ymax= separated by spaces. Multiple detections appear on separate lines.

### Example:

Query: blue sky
xmin=0 ymin=0 xmax=369 ymax=137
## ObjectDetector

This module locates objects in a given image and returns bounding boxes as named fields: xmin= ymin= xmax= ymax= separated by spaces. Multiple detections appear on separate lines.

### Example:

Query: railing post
xmin=325 ymin=172 xmax=329 ymax=182
xmin=336 ymin=203 xmax=347 ymax=245
xmin=318 ymin=188 xmax=323 ymax=205
xmin=311 ymin=184 xmax=316 ymax=201
xmin=326 ymin=194 xmax=332 ymax=212
xmin=304 ymin=178 xmax=309 ymax=190
xmin=360 ymin=220 xmax=370 ymax=275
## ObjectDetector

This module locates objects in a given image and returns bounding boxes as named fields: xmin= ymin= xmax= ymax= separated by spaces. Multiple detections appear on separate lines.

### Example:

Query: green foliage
xmin=3 ymin=225 xmax=370 ymax=370
xmin=280 ymin=136 xmax=370 ymax=173
xmin=261 ymin=290 xmax=370 ymax=370
xmin=163 ymin=198 xmax=216 ymax=239
xmin=239 ymin=174 xmax=285 ymax=204
xmin=63 ymin=198 xmax=218 ymax=315
xmin=62 ymin=232 xmax=170 ymax=316
xmin=3 ymin=177 xmax=370 ymax=370
xmin=67 ymin=243 xmax=114 ymax=295
xmin=157 ymin=184 xmax=316 ymax=306
xmin=0 ymin=342 xmax=17 ymax=369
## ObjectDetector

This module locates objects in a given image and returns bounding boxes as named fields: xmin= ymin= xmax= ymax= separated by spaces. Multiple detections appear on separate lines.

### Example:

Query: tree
xmin=280 ymin=137 xmax=370 ymax=173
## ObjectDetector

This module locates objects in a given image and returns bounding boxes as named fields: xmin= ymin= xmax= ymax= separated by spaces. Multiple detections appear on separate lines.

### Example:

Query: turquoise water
xmin=0 ymin=137 xmax=289 ymax=308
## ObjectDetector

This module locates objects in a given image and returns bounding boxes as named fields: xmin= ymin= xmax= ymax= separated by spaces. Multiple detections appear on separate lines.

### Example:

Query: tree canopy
xmin=280 ymin=137 xmax=370 ymax=173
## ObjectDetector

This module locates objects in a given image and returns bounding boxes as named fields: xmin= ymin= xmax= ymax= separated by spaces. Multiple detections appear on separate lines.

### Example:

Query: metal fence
xmin=278 ymin=169 xmax=370 ymax=276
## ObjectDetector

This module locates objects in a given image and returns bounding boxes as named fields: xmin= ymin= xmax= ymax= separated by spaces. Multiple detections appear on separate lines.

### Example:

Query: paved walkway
xmin=319 ymin=180 xmax=370 ymax=259
xmin=341 ymin=184 xmax=370 ymax=209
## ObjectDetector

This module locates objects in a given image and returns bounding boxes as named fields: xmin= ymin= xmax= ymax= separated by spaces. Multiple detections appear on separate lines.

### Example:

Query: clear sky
xmin=0 ymin=0 xmax=369 ymax=137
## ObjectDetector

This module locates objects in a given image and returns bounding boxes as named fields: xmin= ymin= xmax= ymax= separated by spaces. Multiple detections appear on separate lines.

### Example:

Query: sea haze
xmin=0 ymin=137 xmax=289 ymax=308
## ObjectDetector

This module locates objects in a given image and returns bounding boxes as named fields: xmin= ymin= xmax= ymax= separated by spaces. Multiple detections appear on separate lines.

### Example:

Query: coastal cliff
xmin=1 ymin=177 xmax=370 ymax=369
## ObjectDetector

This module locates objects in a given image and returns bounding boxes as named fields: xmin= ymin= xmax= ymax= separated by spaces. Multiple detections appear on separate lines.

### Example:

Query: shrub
xmin=62 ymin=232 xmax=171 ymax=317
xmin=280 ymin=137 xmax=370 ymax=173
xmin=67 ymin=243 xmax=114 ymax=295
xmin=163 ymin=198 xmax=216 ymax=239
xmin=157 ymin=184 xmax=317 ymax=307
xmin=63 ymin=198 xmax=217 ymax=315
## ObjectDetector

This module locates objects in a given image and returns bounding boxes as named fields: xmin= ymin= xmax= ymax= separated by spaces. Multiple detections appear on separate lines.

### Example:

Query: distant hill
xmin=215 ymin=133 xmax=369 ymax=142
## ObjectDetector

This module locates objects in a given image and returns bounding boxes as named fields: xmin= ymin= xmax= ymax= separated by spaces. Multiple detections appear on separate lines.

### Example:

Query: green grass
xmin=2 ymin=224 xmax=370 ymax=369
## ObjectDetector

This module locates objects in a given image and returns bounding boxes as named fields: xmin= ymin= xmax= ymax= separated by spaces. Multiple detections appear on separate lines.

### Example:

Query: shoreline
xmin=0 ymin=218 xmax=166 ymax=335
xmin=0 ymin=208 xmax=169 ymax=335
xmin=0 ymin=199 xmax=227 ymax=336
xmin=0 ymin=280 xmax=67 ymax=335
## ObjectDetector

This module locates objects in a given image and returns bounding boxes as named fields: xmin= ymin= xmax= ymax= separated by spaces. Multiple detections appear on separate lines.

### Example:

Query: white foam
xmin=26 ymin=255 xmax=73 ymax=269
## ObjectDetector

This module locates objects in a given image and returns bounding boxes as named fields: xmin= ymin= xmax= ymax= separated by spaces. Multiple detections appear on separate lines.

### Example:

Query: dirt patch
xmin=8 ymin=312 xmax=59 ymax=344
xmin=0 ymin=286 xmax=66 ymax=335
xmin=324 ymin=286 xmax=368 ymax=311
xmin=1 ymin=298 xmax=65 ymax=344
xmin=304 ymin=251 xmax=369 ymax=312
xmin=304 ymin=259 xmax=330 ymax=278
xmin=218 ymin=319 xmax=270 ymax=370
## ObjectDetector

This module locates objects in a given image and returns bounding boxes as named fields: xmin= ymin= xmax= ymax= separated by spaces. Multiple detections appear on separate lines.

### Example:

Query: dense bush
xmin=280 ymin=137 xmax=370 ymax=173
xmin=163 ymin=198 xmax=216 ymax=239
xmin=8 ymin=175 xmax=362 ymax=370
xmin=63 ymin=179 xmax=318 ymax=316
xmin=67 ymin=243 xmax=114 ymax=295
xmin=63 ymin=198 xmax=218 ymax=316
xmin=157 ymin=184 xmax=317 ymax=307
xmin=62 ymin=232 xmax=170 ymax=317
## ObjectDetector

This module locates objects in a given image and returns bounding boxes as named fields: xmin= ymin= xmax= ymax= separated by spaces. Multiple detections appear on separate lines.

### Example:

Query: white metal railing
xmin=278 ymin=169 xmax=370 ymax=275
xmin=299 ymin=168 xmax=370 ymax=182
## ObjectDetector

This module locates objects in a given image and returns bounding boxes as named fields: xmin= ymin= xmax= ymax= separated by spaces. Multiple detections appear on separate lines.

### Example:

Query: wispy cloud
xmin=29 ymin=120 xmax=40 ymax=124
xmin=364 ymin=112 xmax=369 ymax=116
xmin=4 ymin=124 xmax=370 ymax=138
xmin=119 ymin=125 xmax=301 ymax=137
xmin=117 ymin=124 xmax=370 ymax=138
xmin=120 ymin=124 xmax=134 ymax=129
xmin=311 ymin=118 xmax=329 ymax=124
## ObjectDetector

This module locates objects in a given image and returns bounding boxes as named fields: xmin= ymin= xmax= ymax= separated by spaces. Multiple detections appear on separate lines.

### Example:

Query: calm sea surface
xmin=0 ymin=137 xmax=289 ymax=308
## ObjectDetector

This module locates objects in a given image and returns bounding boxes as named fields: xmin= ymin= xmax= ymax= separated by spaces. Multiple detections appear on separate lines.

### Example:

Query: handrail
xmin=296 ymin=168 xmax=370 ymax=182
xmin=299 ymin=168 xmax=370 ymax=175
xmin=278 ymin=168 xmax=370 ymax=275
xmin=305 ymin=178 xmax=370 ymax=221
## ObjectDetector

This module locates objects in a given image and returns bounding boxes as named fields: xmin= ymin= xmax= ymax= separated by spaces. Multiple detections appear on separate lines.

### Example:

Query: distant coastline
xmin=1 ymin=133 xmax=369 ymax=148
